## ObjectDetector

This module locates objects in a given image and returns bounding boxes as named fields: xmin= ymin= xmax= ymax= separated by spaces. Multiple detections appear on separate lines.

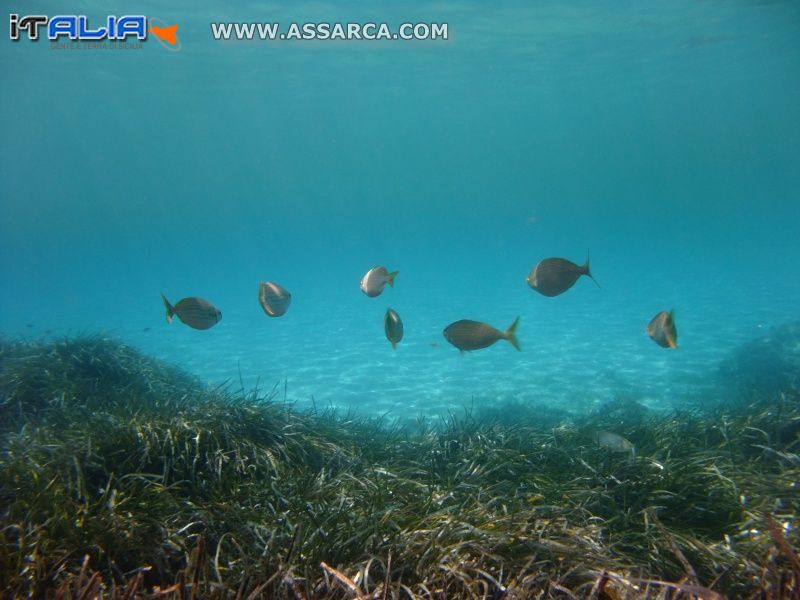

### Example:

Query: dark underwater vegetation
xmin=2 ymin=0 xmax=798 ymax=596
xmin=0 ymin=328 xmax=798 ymax=599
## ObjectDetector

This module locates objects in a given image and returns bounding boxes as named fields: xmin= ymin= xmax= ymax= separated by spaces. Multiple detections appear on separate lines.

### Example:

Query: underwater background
xmin=2 ymin=0 xmax=799 ymax=419
xmin=2 ymin=2 xmax=800 ymax=597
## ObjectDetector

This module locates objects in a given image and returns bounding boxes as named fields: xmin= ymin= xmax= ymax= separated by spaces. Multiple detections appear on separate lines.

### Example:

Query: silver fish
xmin=259 ymin=281 xmax=292 ymax=317
xmin=360 ymin=266 xmax=398 ymax=297
xmin=647 ymin=310 xmax=677 ymax=349
xmin=597 ymin=431 xmax=635 ymax=455
xmin=443 ymin=317 xmax=520 ymax=353
xmin=384 ymin=308 xmax=403 ymax=349
xmin=161 ymin=293 xmax=221 ymax=330
xmin=526 ymin=255 xmax=596 ymax=297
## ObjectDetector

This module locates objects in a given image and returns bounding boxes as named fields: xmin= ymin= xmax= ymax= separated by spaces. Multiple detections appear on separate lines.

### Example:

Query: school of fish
xmin=161 ymin=256 xmax=676 ymax=354
xmin=161 ymin=256 xmax=677 ymax=455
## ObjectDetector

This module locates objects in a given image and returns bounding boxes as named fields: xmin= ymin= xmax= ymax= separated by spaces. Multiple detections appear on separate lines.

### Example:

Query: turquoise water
xmin=1 ymin=1 xmax=799 ymax=417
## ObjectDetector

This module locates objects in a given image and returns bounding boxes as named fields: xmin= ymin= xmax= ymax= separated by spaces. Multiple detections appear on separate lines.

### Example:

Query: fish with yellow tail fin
xmin=526 ymin=253 xmax=598 ymax=297
xmin=443 ymin=317 xmax=520 ymax=353
xmin=161 ymin=293 xmax=221 ymax=330
xmin=647 ymin=310 xmax=678 ymax=349
xmin=258 ymin=281 xmax=292 ymax=317
xmin=360 ymin=266 xmax=399 ymax=297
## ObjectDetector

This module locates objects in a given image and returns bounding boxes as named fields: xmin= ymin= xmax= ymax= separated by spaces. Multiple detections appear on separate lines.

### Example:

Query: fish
xmin=161 ymin=293 xmax=222 ymax=330
xmin=258 ymin=281 xmax=292 ymax=317
xmin=443 ymin=317 xmax=520 ymax=353
xmin=597 ymin=431 xmax=635 ymax=455
xmin=647 ymin=310 xmax=677 ymax=349
xmin=360 ymin=266 xmax=398 ymax=297
xmin=526 ymin=254 xmax=596 ymax=297
xmin=384 ymin=308 xmax=404 ymax=349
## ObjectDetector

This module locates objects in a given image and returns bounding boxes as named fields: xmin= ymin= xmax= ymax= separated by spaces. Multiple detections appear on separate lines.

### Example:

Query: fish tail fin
xmin=161 ymin=293 xmax=174 ymax=324
xmin=666 ymin=309 xmax=678 ymax=348
xmin=505 ymin=316 xmax=521 ymax=351
xmin=584 ymin=250 xmax=601 ymax=288
xmin=386 ymin=271 xmax=399 ymax=288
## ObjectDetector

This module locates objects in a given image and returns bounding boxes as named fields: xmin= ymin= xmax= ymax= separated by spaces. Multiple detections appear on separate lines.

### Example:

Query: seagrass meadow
xmin=0 ymin=335 xmax=798 ymax=599
xmin=3 ymin=0 xmax=800 ymax=597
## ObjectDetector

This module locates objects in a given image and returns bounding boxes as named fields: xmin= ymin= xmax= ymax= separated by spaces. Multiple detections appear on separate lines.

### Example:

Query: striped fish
xmin=161 ymin=293 xmax=222 ymax=330
xmin=259 ymin=281 xmax=292 ymax=317
xmin=443 ymin=317 xmax=520 ymax=353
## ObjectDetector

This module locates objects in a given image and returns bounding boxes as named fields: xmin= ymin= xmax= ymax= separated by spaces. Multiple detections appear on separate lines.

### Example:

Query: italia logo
xmin=9 ymin=14 xmax=181 ymax=50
